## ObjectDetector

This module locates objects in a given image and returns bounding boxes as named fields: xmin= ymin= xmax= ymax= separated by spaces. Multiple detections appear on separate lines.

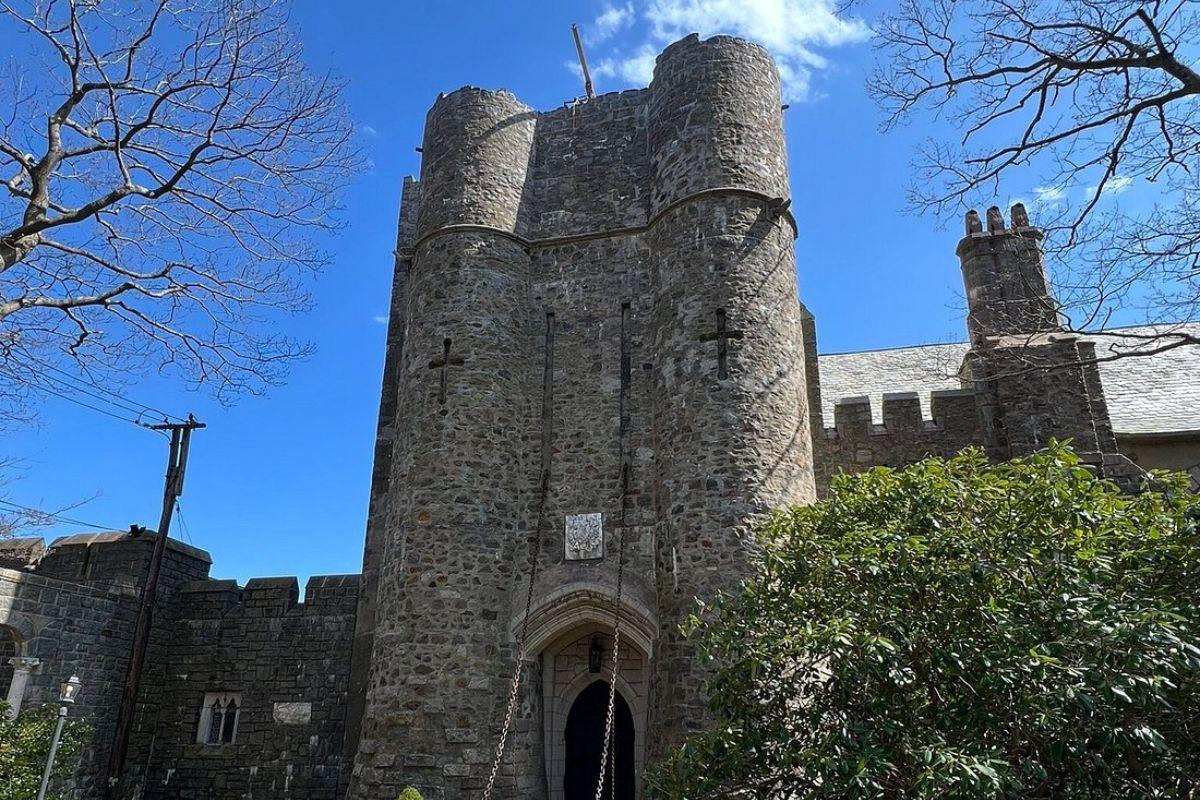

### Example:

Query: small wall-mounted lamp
xmin=589 ymin=636 xmax=604 ymax=674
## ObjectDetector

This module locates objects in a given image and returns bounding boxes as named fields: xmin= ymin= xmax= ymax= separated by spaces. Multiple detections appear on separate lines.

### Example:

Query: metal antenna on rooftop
xmin=572 ymin=23 xmax=596 ymax=100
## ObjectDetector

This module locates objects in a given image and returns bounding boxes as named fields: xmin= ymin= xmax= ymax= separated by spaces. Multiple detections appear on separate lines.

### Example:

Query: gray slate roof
xmin=816 ymin=324 xmax=1200 ymax=436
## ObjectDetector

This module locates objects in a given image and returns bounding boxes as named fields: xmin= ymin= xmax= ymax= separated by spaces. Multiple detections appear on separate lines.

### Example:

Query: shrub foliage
xmin=0 ymin=702 xmax=86 ymax=800
xmin=648 ymin=445 xmax=1200 ymax=799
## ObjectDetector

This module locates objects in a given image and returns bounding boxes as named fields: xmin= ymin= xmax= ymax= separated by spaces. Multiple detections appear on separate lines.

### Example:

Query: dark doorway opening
xmin=564 ymin=680 xmax=635 ymax=800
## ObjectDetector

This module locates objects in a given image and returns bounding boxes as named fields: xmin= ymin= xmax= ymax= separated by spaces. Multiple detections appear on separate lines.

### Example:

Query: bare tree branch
xmin=0 ymin=0 xmax=362 ymax=418
xmin=874 ymin=0 xmax=1200 ymax=357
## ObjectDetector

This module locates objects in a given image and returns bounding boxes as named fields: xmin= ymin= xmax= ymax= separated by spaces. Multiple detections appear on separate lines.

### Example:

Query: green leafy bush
xmin=648 ymin=445 xmax=1200 ymax=799
xmin=0 ymin=702 xmax=86 ymax=800
xmin=397 ymin=788 xmax=424 ymax=800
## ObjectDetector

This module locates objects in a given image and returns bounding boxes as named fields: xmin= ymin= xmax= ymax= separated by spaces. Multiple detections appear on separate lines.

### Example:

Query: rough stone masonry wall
xmin=349 ymin=83 xmax=538 ymax=800
xmin=0 ymin=566 xmax=136 ymax=799
xmin=344 ymin=174 xmax=420 ymax=779
xmin=646 ymin=35 xmax=815 ymax=761
xmin=125 ymin=575 xmax=359 ymax=800
xmin=350 ymin=32 xmax=817 ymax=800
xmin=0 ymin=532 xmax=211 ymax=800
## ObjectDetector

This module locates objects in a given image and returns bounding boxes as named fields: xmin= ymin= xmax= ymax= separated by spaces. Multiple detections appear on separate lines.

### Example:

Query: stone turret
xmin=413 ymin=87 xmax=536 ymax=237
xmin=349 ymin=87 xmax=537 ymax=799
xmin=645 ymin=33 xmax=815 ymax=760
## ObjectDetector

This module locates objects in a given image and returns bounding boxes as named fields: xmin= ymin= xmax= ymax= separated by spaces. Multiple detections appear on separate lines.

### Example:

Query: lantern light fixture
xmin=588 ymin=636 xmax=603 ymax=673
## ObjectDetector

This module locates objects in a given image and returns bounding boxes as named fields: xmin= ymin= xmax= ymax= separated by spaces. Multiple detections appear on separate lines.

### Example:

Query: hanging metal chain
xmin=594 ymin=463 xmax=630 ymax=800
xmin=481 ymin=466 xmax=550 ymax=800
xmin=482 ymin=312 xmax=556 ymax=800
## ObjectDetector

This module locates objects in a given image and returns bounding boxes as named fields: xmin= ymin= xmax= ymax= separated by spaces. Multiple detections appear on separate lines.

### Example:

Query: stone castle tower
xmin=347 ymin=33 xmax=816 ymax=800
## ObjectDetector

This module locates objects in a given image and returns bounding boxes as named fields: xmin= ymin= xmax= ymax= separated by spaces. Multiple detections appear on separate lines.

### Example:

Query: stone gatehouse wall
xmin=1 ymin=530 xmax=361 ymax=800
xmin=123 ymin=574 xmax=359 ymax=800
xmin=0 ymin=531 xmax=211 ymax=799
xmin=0 ymin=566 xmax=136 ymax=798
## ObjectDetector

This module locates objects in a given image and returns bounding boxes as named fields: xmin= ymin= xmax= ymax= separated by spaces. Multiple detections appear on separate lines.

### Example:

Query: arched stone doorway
xmin=519 ymin=586 xmax=656 ymax=800
xmin=0 ymin=624 xmax=37 ymax=719
xmin=564 ymin=680 xmax=635 ymax=800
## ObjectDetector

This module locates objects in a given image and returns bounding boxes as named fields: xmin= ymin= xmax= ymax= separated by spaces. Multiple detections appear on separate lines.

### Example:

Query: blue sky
xmin=0 ymin=0 xmax=1150 ymax=587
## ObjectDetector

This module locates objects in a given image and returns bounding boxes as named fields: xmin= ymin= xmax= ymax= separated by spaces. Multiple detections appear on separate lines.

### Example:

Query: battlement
xmin=12 ymin=529 xmax=212 ymax=591
xmin=824 ymin=388 xmax=981 ymax=438
xmin=401 ymin=32 xmax=791 ymax=255
xmin=0 ymin=536 xmax=46 ymax=569
xmin=816 ymin=388 xmax=986 ymax=492
xmin=825 ymin=386 xmax=974 ymax=431
xmin=135 ymin=572 xmax=361 ymax=799
xmin=959 ymin=202 xmax=1040 ymax=243
xmin=175 ymin=573 xmax=360 ymax=619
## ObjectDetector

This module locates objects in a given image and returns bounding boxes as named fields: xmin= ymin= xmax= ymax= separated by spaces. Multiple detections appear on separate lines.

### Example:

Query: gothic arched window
xmin=196 ymin=691 xmax=241 ymax=745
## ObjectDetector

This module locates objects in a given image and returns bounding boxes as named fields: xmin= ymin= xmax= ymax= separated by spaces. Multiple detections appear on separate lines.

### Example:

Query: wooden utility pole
xmin=104 ymin=415 xmax=205 ymax=799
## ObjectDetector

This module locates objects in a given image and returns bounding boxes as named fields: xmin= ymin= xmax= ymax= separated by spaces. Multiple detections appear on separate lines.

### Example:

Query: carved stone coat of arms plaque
xmin=564 ymin=513 xmax=604 ymax=560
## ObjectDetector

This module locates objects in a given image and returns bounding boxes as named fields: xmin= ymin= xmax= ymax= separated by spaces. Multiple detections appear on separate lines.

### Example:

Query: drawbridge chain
xmin=481 ymin=311 xmax=557 ymax=800
xmin=481 ymin=303 xmax=632 ymax=800
xmin=593 ymin=463 xmax=630 ymax=800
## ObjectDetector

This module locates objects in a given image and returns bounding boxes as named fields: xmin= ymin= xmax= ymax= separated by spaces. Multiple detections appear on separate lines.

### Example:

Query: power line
xmin=15 ymin=377 xmax=145 ymax=425
xmin=174 ymin=499 xmax=193 ymax=545
xmin=15 ymin=355 xmax=183 ymax=424
xmin=34 ymin=374 xmax=153 ymax=421
xmin=34 ymin=371 xmax=165 ymax=421
xmin=0 ymin=356 xmax=185 ymax=430
xmin=0 ymin=498 xmax=119 ymax=531
xmin=29 ymin=357 xmax=184 ymax=424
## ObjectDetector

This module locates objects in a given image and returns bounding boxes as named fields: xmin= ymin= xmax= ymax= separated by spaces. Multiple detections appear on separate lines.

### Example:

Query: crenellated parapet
xmin=815 ymin=389 xmax=986 ymax=492
xmin=125 ymin=573 xmax=361 ymax=800
xmin=174 ymin=574 xmax=360 ymax=620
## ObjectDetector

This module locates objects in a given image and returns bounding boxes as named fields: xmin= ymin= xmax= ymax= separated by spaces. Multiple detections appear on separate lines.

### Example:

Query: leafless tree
xmin=874 ymin=0 xmax=1200 ymax=362
xmin=0 ymin=0 xmax=360 ymax=419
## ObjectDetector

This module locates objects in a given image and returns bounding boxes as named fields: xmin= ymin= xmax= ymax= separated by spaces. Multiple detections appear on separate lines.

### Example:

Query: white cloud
xmin=361 ymin=124 xmax=378 ymax=138
xmin=614 ymin=43 xmax=660 ymax=84
xmin=646 ymin=0 xmax=869 ymax=56
xmin=577 ymin=0 xmax=870 ymax=101
xmin=372 ymin=315 xmax=389 ymax=325
xmin=592 ymin=3 xmax=635 ymax=42
xmin=1086 ymin=174 xmax=1133 ymax=197
xmin=1034 ymin=184 xmax=1067 ymax=204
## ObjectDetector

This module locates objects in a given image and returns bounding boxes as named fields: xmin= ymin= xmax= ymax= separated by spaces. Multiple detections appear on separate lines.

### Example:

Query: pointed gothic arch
xmin=564 ymin=679 xmax=635 ymax=800
xmin=544 ymin=627 xmax=649 ymax=800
